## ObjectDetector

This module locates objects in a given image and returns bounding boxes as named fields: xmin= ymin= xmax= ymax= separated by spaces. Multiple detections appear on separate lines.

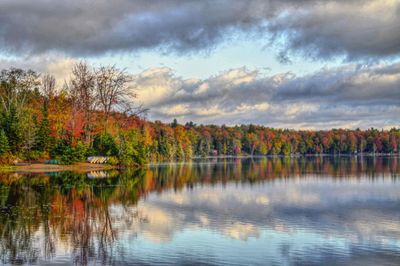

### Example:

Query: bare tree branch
xmin=41 ymin=74 xmax=56 ymax=100
xmin=94 ymin=65 xmax=147 ymax=131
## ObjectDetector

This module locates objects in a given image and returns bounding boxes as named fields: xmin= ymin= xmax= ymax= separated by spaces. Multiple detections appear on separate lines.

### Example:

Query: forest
xmin=0 ymin=62 xmax=400 ymax=166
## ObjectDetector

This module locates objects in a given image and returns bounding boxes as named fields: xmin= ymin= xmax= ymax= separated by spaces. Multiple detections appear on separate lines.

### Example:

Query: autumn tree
xmin=68 ymin=62 xmax=96 ymax=145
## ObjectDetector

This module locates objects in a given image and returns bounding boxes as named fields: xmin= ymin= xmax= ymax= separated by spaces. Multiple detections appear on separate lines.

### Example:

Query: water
xmin=1 ymin=156 xmax=400 ymax=265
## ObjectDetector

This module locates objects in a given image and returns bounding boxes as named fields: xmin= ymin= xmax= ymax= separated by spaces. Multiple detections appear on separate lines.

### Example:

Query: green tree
xmin=0 ymin=129 xmax=9 ymax=155
xmin=118 ymin=129 xmax=147 ymax=166
xmin=36 ymin=101 xmax=52 ymax=152
xmin=1 ymin=105 xmax=22 ymax=152
xmin=281 ymin=142 xmax=292 ymax=155
xmin=93 ymin=133 xmax=118 ymax=156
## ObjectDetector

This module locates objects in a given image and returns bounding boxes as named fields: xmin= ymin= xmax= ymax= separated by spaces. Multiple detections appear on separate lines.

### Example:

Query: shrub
xmin=106 ymin=156 xmax=119 ymax=165
xmin=24 ymin=150 xmax=48 ymax=161
xmin=0 ymin=153 xmax=16 ymax=165
xmin=59 ymin=141 xmax=89 ymax=165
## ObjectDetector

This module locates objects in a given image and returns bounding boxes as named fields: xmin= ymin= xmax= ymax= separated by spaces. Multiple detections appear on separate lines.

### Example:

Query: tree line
xmin=0 ymin=63 xmax=399 ymax=165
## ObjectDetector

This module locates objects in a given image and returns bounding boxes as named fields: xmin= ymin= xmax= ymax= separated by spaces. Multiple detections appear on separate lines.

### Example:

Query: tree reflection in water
xmin=0 ymin=169 xmax=144 ymax=265
xmin=0 ymin=156 xmax=399 ymax=265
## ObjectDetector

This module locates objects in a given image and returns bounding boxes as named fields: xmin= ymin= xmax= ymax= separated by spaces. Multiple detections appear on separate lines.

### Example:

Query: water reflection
xmin=0 ymin=156 xmax=400 ymax=265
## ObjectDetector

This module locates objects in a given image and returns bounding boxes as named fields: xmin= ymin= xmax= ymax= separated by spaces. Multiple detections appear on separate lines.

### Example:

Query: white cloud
xmin=132 ymin=62 xmax=400 ymax=129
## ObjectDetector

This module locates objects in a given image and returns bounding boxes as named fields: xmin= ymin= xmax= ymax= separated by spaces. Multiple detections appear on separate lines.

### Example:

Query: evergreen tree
xmin=93 ymin=133 xmax=118 ymax=156
xmin=1 ymin=105 xmax=22 ymax=152
xmin=0 ymin=129 xmax=9 ymax=155
xmin=36 ymin=101 xmax=52 ymax=152
xmin=171 ymin=118 xmax=178 ymax=128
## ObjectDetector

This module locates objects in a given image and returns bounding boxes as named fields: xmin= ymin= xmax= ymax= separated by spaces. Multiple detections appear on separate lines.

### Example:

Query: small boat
xmin=87 ymin=156 xmax=110 ymax=164
xmin=44 ymin=159 xmax=60 ymax=165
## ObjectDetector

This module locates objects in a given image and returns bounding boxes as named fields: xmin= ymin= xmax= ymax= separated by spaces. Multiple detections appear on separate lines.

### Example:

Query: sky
xmin=0 ymin=0 xmax=399 ymax=129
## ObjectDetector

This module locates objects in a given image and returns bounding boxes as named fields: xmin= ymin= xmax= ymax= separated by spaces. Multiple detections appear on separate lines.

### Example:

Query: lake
xmin=1 ymin=156 xmax=400 ymax=265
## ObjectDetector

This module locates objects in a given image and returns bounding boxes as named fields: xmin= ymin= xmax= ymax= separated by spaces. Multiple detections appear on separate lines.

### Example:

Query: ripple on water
xmin=1 ymin=157 xmax=400 ymax=265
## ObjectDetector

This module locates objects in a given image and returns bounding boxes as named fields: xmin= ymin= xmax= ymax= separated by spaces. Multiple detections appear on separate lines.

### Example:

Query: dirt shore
xmin=2 ymin=163 xmax=117 ymax=173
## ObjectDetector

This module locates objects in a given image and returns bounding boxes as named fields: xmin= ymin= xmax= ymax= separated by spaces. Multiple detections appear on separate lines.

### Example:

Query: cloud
xmin=0 ymin=0 xmax=273 ymax=56
xmin=45 ymin=58 xmax=77 ymax=84
xmin=0 ymin=54 xmax=77 ymax=87
xmin=0 ymin=0 xmax=399 ymax=59
xmin=134 ymin=62 xmax=400 ymax=129
xmin=269 ymin=0 xmax=400 ymax=60
xmin=0 ymin=0 xmax=399 ymax=130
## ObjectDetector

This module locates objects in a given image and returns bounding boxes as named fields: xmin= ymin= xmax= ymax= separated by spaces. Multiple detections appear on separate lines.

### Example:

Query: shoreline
xmin=1 ymin=153 xmax=399 ymax=173
xmin=0 ymin=162 xmax=117 ymax=174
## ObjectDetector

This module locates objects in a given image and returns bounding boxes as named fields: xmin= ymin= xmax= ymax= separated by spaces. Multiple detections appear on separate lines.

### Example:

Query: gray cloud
xmin=0 ymin=0 xmax=399 ymax=59
xmin=0 ymin=0 xmax=272 ymax=55
xmin=134 ymin=62 xmax=400 ymax=129
xmin=269 ymin=0 xmax=400 ymax=60
xmin=277 ymin=63 xmax=400 ymax=105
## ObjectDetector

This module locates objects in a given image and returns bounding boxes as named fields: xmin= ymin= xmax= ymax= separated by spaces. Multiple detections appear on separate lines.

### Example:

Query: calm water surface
xmin=1 ymin=157 xmax=400 ymax=265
